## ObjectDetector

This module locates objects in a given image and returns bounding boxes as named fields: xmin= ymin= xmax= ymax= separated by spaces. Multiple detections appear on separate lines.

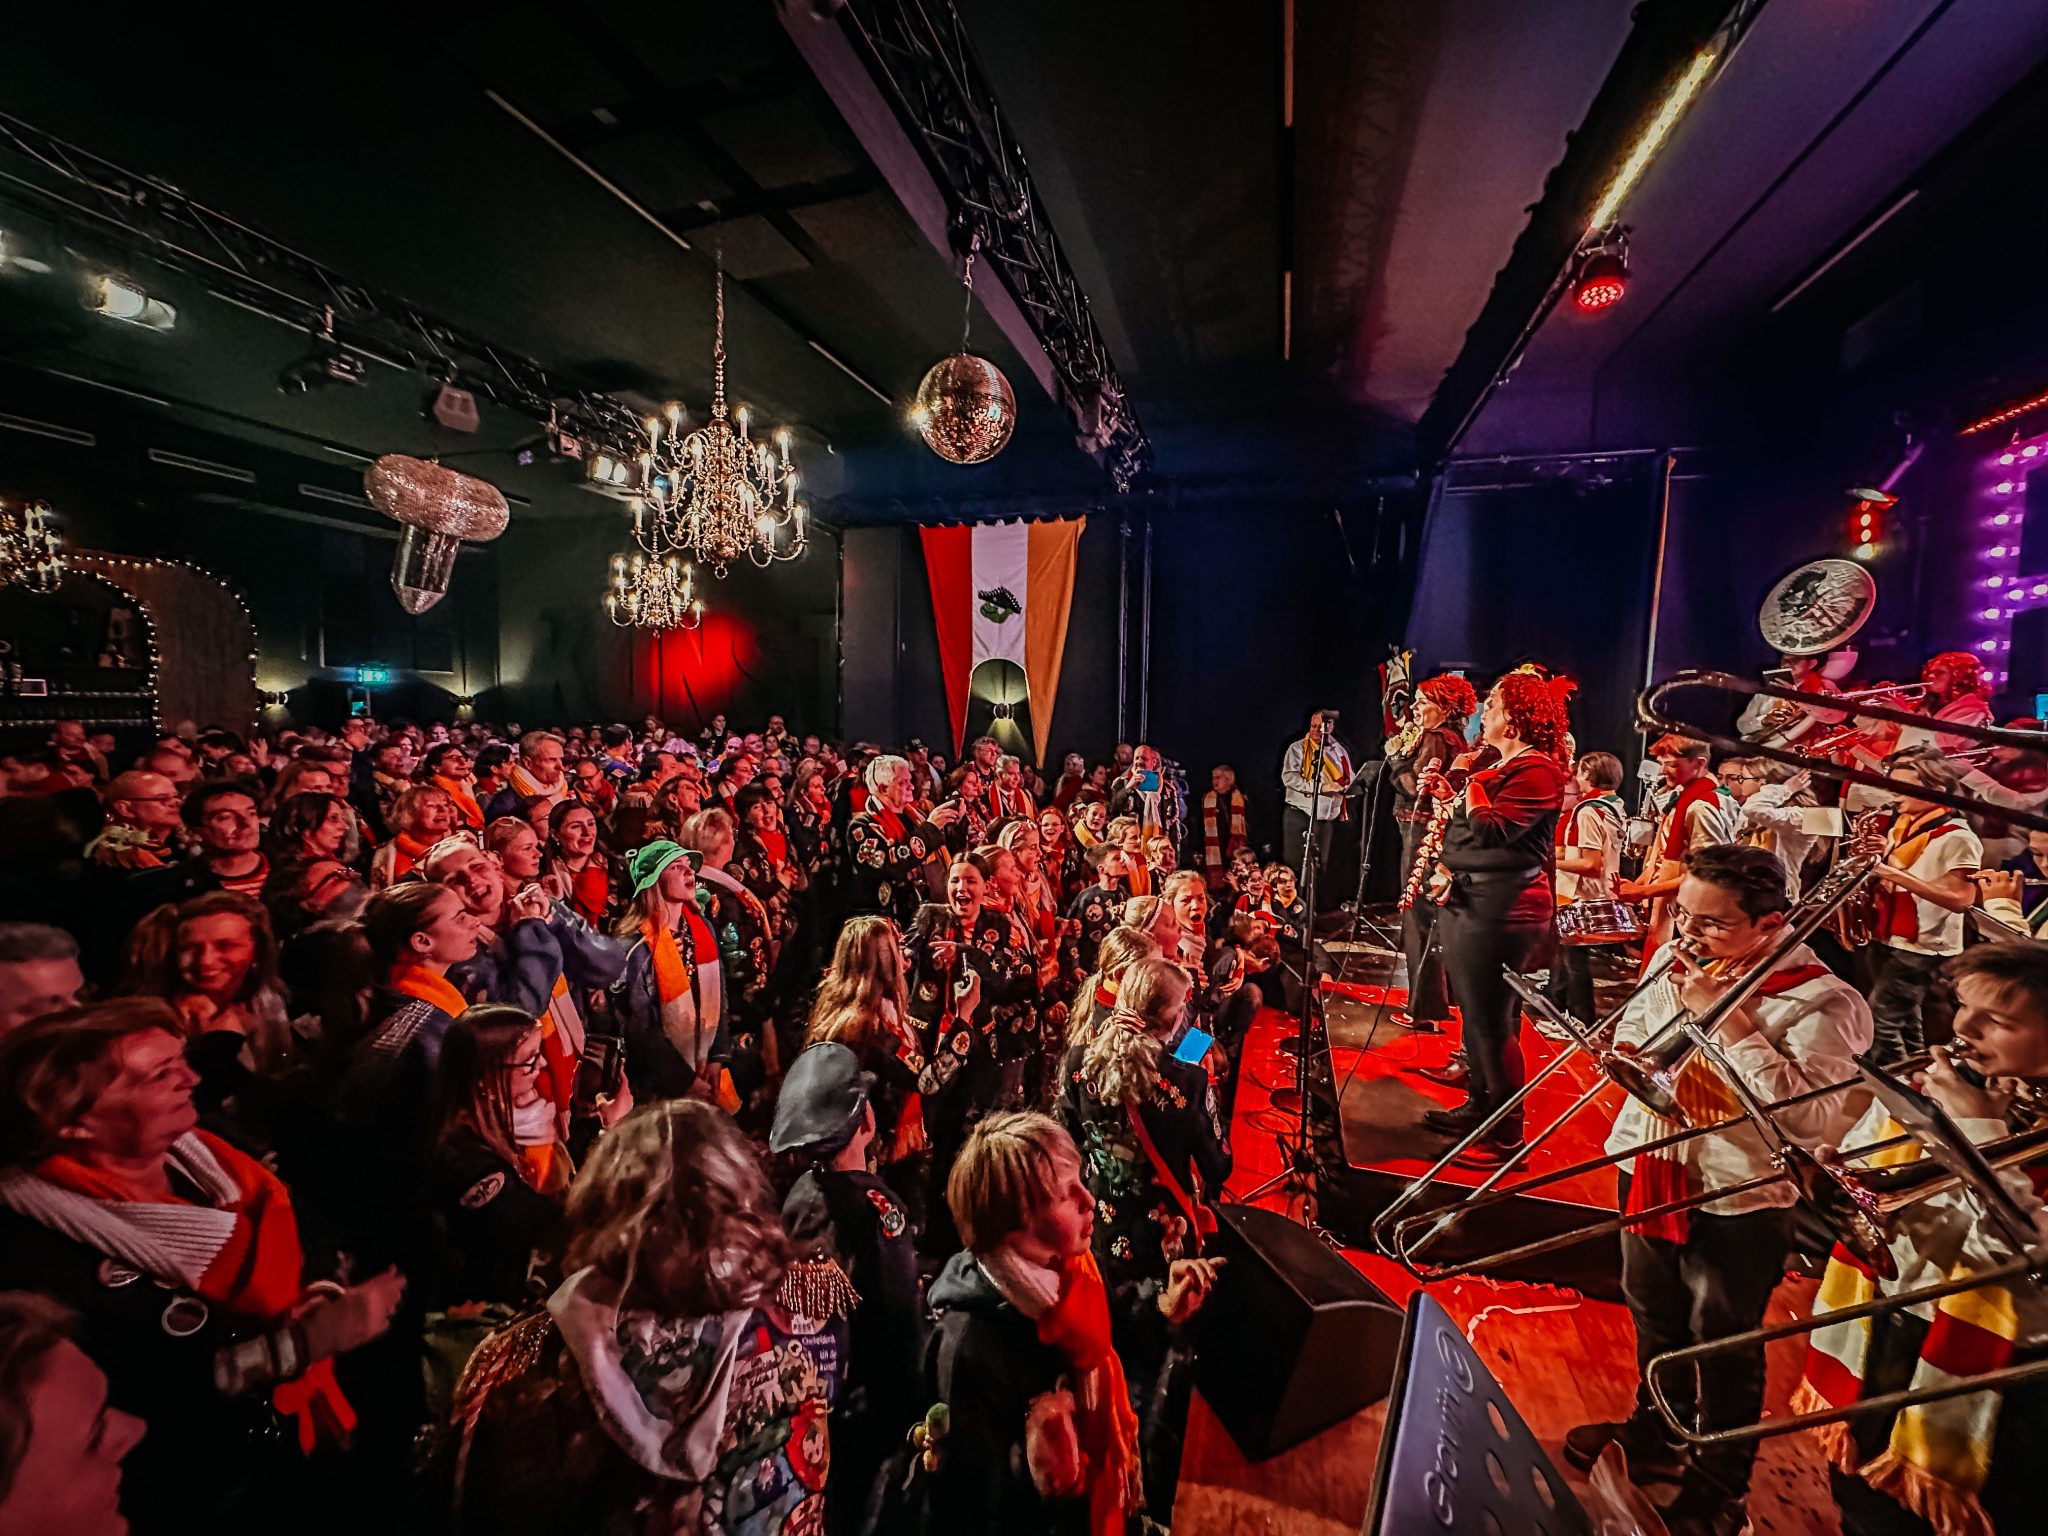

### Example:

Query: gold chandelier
xmin=636 ymin=271 xmax=807 ymax=576
xmin=0 ymin=498 xmax=65 ymax=594
xmin=606 ymin=551 xmax=702 ymax=631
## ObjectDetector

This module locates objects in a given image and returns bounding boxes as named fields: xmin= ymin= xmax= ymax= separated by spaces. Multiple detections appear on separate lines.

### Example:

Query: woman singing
xmin=1417 ymin=670 xmax=1572 ymax=1163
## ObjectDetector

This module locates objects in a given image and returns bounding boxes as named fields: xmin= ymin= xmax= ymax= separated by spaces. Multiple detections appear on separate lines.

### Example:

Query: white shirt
xmin=1883 ymin=821 xmax=1982 ymax=956
xmin=1604 ymin=941 xmax=1872 ymax=1216
xmin=1280 ymin=735 xmax=1352 ymax=819
xmin=1733 ymin=784 xmax=1826 ymax=897
xmin=1556 ymin=795 xmax=1623 ymax=904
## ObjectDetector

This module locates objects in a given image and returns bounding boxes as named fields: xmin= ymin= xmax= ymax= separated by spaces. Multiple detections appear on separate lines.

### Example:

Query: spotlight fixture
xmin=279 ymin=305 xmax=364 ymax=393
xmin=429 ymin=382 xmax=481 ymax=434
xmin=1571 ymin=233 xmax=1630 ymax=313
xmin=90 ymin=275 xmax=176 ymax=331
xmin=583 ymin=451 xmax=643 ymax=497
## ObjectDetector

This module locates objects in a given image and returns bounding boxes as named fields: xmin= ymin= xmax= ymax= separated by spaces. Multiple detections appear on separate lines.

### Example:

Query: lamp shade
xmin=364 ymin=455 xmax=510 ymax=613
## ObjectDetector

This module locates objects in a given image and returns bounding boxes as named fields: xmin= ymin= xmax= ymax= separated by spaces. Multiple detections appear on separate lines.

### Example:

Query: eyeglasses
xmin=506 ymin=1052 xmax=545 ymax=1074
xmin=1670 ymin=901 xmax=1740 ymax=937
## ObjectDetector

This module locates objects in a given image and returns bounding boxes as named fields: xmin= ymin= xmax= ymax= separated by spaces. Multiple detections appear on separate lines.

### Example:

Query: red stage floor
xmin=1184 ymin=1003 xmax=1841 ymax=1536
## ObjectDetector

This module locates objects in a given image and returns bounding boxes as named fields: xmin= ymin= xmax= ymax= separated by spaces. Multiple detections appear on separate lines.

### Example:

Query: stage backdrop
xmin=919 ymin=517 xmax=1084 ymax=762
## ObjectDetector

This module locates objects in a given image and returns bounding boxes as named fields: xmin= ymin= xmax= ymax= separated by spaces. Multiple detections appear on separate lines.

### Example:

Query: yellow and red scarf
xmin=1793 ymin=1118 xmax=2043 ymax=1536
xmin=1881 ymin=809 xmax=1963 ymax=943
xmin=1620 ymin=960 xmax=1829 ymax=1243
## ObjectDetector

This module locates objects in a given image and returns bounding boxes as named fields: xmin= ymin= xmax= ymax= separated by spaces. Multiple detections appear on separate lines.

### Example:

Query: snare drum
xmin=1555 ymin=897 xmax=1645 ymax=947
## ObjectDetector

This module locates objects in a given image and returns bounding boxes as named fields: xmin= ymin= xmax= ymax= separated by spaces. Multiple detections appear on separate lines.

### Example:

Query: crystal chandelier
xmin=606 ymin=551 xmax=703 ymax=631
xmin=635 ymin=271 xmax=807 ymax=577
xmin=0 ymin=498 xmax=65 ymax=594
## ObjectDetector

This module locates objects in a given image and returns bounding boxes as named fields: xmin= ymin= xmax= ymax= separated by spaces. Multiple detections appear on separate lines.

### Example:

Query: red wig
xmin=1493 ymin=671 xmax=1576 ymax=756
xmin=1417 ymin=674 xmax=1479 ymax=722
xmin=1922 ymin=651 xmax=1990 ymax=698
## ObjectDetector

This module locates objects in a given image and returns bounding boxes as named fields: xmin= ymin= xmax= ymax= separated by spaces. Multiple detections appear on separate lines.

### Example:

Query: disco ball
xmin=911 ymin=353 xmax=1016 ymax=464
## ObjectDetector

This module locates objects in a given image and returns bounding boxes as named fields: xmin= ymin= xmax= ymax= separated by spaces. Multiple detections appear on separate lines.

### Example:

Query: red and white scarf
xmin=1199 ymin=789 xmax=1247 ymax=886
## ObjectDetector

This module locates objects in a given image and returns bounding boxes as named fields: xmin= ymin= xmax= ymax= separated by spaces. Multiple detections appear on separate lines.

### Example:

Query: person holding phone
xmin=1055 ymin=956 xmax=1229 ymax=1511
xmin=1279 ymin=709 xmax=1353 ymax=909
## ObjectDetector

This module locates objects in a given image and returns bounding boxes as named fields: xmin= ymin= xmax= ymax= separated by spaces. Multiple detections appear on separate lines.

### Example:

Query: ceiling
xmin=0 ymin=0 xmax=2044 ymax=525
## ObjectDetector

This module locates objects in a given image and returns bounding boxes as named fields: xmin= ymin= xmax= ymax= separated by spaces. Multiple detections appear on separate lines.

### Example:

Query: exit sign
xmin=355 ymin=665 xmax=392 ymax=685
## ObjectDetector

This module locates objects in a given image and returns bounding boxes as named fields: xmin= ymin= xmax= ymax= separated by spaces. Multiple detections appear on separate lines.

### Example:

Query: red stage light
xmin=1572 ymin=250 xmax=1628 ymax=312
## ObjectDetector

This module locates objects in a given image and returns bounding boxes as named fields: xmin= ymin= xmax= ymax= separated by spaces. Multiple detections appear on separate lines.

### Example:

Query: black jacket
xmin=922 ymin=1251 xmax=1087 ymax=1536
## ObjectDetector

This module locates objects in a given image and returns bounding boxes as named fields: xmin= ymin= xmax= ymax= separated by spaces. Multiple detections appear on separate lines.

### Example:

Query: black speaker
xmin=1190 ymin=1204 xmax=1405 ymax=1459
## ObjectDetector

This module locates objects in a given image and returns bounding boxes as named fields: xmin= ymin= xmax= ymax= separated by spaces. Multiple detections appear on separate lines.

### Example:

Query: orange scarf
xmin=1125 ymin=863 xmax=1152 ymax=898
xmin=385 ymin=829 xmax=440 ymax=882
xmin=391 ymin=962 xmax=467 ymax=1018
xmin=1037 ymin=1251 xmax=1142 ymax=1536
xmin=33 ymin=1131 xmax=353 ymax=1449
xmin=642 ymin=912 xmax=738 ymax=1112
xmin=435 ymin=776 xmax=484 ymax=830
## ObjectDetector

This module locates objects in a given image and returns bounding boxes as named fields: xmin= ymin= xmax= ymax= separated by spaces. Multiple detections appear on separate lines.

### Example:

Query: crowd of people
xmin=2 ymin=642 xmax=2045 ymax=1536
xmin=0 ymin=711 xmax=1308 ymax=1536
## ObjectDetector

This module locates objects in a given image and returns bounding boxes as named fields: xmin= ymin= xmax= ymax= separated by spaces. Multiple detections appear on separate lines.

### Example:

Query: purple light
xmin=2002 ymin=453 xmax=2018 ymax=465
xmin=2028 ymin=446 xmax=2042 ymax=458
xmin=1989 ymin=576 xmax=2007 ymax=587
xmin=1982 ymin=639 xmax=1999 ymax=651
xmin=1995 ymin=514 xmax=2013 ymax=526
xmin=1985 ymin=607 xmax=2004 ymax=619
xmin=1996 ymin=483 xmax=2017 ymax=495
xmin=1992 ymin=546 xmax=2012 ymax=557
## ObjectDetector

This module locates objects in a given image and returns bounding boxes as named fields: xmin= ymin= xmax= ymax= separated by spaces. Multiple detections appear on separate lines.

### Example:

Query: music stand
xmin=1361 ymin=1290 xmax=1590 ymax=1536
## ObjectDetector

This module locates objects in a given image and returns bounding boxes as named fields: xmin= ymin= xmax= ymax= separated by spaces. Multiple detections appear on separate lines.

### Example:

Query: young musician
xmin=1550 ymin=751 xmax=1627 ymax=1027
xmin=1899 ymin=651 xmax=1995 ymax=757
xmin=1800 ymin=943 xmax=2048 ymax=1536
xmin=1618 ymin=736 xmax=1736 ymax=963
xmin=1566 ymin=844 xmax=1872 ymax=1536
xmin=1866 ymin=747 xmax=1982 ymax=1069
xmin=1388 ymin=676 xmax=1477 ymax=1031
xmin=1415 ymin=670 xmax=1572 ymax=1162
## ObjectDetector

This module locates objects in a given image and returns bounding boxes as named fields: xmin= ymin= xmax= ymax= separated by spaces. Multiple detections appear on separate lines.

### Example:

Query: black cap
xmin=769 ymin=1043 xmax=872 ymax=1154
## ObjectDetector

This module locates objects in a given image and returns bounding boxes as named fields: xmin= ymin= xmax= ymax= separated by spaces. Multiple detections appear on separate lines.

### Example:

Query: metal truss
xmin=0 ymin=111 xmax=647 ymax=454
xmin=828 ymin=0 xmax=1153 ymax=491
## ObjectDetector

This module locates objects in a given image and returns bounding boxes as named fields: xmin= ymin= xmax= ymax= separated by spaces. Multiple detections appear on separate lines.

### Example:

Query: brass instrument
xmin=1370 ymin=674 xmax=2048 ymax=1283
xmin=1641 ymin=1054 xmax=2048 ymax=1451
xmin=1372 ymin=854 xmax=1883 ymax=1274
xmin=1828 ymin=808 xmax=1893 ymax=949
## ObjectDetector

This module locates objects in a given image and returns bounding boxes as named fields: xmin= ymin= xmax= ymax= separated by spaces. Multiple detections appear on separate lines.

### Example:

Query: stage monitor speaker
xmin=1191 ymin=1204 xmax=1404 ymax=1459
xmin=1363 ymin=1290 xmax=1590 ymax=1534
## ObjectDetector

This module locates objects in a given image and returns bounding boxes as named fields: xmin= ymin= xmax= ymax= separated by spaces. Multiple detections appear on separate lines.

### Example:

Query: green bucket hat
xmin=628 ymin=839 xmax=700 ymax=895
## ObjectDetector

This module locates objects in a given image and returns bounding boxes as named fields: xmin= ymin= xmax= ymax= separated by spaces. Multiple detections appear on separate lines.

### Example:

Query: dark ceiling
xmin=1 ymin=0 xmax=2045 ymax=532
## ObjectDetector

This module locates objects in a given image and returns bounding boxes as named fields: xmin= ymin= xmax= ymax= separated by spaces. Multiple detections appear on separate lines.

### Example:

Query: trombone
xmin=1643 ymin=1057 xmax=2048 ymax=1451
xmin=1373 ymin=853 xmax=1882 ymax=1273
xmin=1371 ymin=673 xmax=2048 ymax=1279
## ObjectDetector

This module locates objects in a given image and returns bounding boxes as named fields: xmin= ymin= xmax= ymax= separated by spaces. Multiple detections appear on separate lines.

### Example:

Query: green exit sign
xmin=356 ymin=666 xmax=392 ymax=685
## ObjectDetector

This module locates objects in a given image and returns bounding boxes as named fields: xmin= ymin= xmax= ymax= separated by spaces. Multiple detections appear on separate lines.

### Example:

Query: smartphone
xmin=572 ymin=1035 xmax=625 ymax=1114
xmin=1136 ymin=768 xmax=1162 ymax=794
xmin=1174 ymin=1027 xmax=1215 ymax=1065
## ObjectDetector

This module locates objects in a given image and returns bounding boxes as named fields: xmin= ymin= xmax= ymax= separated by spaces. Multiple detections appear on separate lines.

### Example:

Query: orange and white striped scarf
xmin=434 ymin=775 xmax=484 ymax=830
xmin=1793 ymin=1115 xmax=2033 ymax=1536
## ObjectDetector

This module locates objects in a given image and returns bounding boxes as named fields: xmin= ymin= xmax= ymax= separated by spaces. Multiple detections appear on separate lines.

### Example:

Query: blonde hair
xmin=1121 ymin=895 xmax=1165 ymax=932
xmin=807 ymin=916 xmax=911 ymax=1055
xmin=947 ymin=1111 xmax=1077 ymax=1254
xmin=1067 ymin=927 xmax=1163 ymax=1045
xmin=1161 ymin=870 xmax=1205 ymax=903
xmin=1078 ymin=957 xmax=1189 ymax=1106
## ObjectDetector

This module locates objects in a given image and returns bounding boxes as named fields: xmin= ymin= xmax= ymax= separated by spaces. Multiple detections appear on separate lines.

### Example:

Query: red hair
xmin=1923 ymin=651 xmax=1990 ymax=698
xmin=1417 ymin=674 xmax=1479 ymax=721
xmin=1493 ymin=671 xmax=1575 ymax=755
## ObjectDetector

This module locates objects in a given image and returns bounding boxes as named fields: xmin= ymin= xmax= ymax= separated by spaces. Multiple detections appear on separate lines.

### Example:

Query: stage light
xmin=1588 ymin=51 xmax=1717 ymax=231
xmin=1572 ymin=247 xmax=1629 ymax=312
xmin=91 ymin=275 xmax=176 ymax=330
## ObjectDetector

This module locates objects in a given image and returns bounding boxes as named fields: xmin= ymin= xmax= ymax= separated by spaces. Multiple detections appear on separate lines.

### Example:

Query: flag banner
xmin=920 ymin=516 xmax=1085 ymax=764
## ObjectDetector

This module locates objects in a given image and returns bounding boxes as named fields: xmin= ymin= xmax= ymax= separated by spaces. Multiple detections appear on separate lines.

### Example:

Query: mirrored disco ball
xmin=912 ymin=353 xmax=1017 ymax=464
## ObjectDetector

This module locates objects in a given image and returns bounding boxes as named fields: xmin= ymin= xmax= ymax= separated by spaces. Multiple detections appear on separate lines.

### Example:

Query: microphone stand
xmin=1236 ymin=720 xmax=1333 ymax=1211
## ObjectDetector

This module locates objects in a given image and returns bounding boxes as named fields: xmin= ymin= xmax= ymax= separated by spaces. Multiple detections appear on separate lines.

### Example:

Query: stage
xmin=1174 ymin=914 xmax=1842 ymax=1535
